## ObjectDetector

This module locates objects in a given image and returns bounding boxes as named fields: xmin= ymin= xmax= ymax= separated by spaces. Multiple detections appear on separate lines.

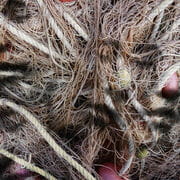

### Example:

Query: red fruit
xmin=162 ymin=72 xmax=179 ymax=98
xmin=98 ymin=162 xmax=127 ymax=180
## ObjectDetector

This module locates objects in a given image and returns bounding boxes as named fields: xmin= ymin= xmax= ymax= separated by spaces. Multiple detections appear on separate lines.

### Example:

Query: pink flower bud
xmin=162 ymin=73 xmax=179 ymax=98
